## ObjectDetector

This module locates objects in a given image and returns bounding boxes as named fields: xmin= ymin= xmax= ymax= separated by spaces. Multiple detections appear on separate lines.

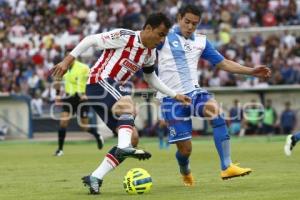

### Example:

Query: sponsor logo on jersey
xmin=120 ymin=58 xmax=140 ymax=73
xmin=110 ymin=31 xmax=121 ymax=40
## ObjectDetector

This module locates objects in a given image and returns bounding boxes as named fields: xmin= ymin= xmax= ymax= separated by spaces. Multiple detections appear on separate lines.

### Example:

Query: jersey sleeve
xmin=201 ymin=39 xmax=224 ymax=66
xmin=143 ymin=49 xmax=156 ymax=67
xmin=70 ymin=29 xmax=135 ymax=57
xmin=95 ymin=29 xmax=135 ymax=50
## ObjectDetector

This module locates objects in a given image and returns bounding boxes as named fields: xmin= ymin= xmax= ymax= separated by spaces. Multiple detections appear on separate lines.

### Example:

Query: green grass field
xmin=1 ymin=136 xmax=300 ymax=200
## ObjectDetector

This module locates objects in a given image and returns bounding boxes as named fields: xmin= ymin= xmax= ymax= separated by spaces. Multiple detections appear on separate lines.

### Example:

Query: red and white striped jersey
xmin=87 ymin=29 xmax=156 ymax=84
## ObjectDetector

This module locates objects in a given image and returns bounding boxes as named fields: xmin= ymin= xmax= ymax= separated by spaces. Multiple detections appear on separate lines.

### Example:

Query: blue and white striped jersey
xmin=156 ymin=26 xmax=224 ymax=98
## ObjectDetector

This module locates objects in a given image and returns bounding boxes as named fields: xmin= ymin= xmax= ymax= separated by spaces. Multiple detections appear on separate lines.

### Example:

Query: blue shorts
xmin=86 ymin=78 xmax=132 ymax=134
xmin=161 ymin=90 xmax=213 ymax=143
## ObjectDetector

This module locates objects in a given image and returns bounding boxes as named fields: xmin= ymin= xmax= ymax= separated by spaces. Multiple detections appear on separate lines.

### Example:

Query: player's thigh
xmin=111 ymin=95 xmax=135 ymax=116
xmin=86 ymin=80 xmax=133 ymax=134
xmin=193 ymin=92 xmax=218 ymax=118
xmin=90 ymin=102 xmax=118 ymax=135
xmin=203 ymin=99 xmax=222 ymax=119
xmin=86 ymin=83 xmax=118 ymax=133
xmin=161 ymin=99 xmax=192 ymax=144
xmin=161 ymin=97 xmax=192 ymax=121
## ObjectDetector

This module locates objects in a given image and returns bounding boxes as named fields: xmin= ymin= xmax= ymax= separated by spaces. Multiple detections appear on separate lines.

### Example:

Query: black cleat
xmin=96 ymin=135 xmax=104 ymax=150
xmin=115 ymin=147 xmax=152 ymax=160
xmin=82 ymin=175 xmax=102 ymax=195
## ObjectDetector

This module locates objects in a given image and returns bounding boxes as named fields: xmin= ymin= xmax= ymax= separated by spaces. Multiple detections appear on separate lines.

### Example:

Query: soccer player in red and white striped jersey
xmin=51 ymin=13 xmax=191 ymax=195
xmin=86 ymin=29 xmax=156 ymax=84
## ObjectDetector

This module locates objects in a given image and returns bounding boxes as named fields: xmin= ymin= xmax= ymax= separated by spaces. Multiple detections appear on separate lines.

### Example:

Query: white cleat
xmin=54 ymin=150 xmax=64 ymax=157
xmin=284 ymin=134 xmax=293 ymax=156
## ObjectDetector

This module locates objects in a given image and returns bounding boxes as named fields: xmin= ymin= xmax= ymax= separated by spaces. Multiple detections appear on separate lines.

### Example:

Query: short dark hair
xmin=178 ymin=4 xmax=202 ymax=18
xmin=143 ymin=13 xmax=172 ymax=30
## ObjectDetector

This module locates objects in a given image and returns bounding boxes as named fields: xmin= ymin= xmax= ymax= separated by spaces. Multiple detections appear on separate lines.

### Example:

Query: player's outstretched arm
xmin=51 ymin=34 xmax=102 ymax=78
xmin=216 ymin=59 xmax=271 ymax=78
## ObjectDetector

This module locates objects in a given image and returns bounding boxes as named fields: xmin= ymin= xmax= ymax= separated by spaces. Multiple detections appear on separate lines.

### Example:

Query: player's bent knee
xmin=203 ymin=100 xmax=221 ymax=119
xmin=180 ymin=147 xmax=192 ymax=157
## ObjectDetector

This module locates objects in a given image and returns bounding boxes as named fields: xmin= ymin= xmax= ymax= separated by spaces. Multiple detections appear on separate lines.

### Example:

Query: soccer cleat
xmin=96 ymin=134 xmax=104 ymax=150
xmin=284 ymin=134 xmax=295 ymax=156
xmin=54 ymin=150 xmax=64 ymax=157
xmin=82 ymin=175 xmax=103 ymax=195
xmin=221 ymin=163 xmax=252 ymax=180
xmin=115 ymin=147 xmax=151 ymax=160
xmin=182 ymin=173 xmax=195 ymax=186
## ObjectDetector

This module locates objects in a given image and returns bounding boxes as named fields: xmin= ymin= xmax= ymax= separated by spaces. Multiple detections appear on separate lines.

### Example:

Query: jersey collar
xmin=137 ymin=31 xmax=147 ymax=49
xmin=173 ymin=25 xmax=195 ymax=41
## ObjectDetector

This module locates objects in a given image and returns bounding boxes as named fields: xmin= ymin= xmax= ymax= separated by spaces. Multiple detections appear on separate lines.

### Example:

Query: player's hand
xmin=252 ymin=65 xmax=271 ymax=78
xmin=174 ymin=94 xmax=191 ymax=106
xmin=50 ymin=62 xmax=69 ymax=79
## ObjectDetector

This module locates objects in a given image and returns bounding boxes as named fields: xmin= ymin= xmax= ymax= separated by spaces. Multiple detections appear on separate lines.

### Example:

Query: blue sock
xmin=159 ymin=138 xmax=164 ymax=149
xmin=58 ymin=128 xmax=66 ymax=151
xmin=176 ymin=151 xmax=190 ymax=175
xmin=212 ymin=115 xmax=232 ymax=170
xmin=293 ymin=132 xmax=300 ymax=143
xmin=165 ymin=141 xmax=170 ymax=149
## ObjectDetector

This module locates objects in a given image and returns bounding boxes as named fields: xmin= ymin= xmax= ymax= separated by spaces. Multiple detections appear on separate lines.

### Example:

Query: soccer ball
xmin=123 ymin=168 xmax=152 ymax=194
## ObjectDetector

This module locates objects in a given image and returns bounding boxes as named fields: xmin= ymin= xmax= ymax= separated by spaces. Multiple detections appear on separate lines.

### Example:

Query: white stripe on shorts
xmin=98 ymin=81 xmax=121 ymax=100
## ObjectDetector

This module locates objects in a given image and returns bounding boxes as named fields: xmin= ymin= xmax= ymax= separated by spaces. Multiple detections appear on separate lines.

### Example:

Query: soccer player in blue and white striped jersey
xmin=156 ymin=5 xmax=271 ymax=185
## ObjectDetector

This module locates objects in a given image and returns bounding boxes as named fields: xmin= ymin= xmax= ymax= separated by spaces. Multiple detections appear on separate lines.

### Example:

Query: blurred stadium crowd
xmin=0 ymin=0 xmax=300 ymax=107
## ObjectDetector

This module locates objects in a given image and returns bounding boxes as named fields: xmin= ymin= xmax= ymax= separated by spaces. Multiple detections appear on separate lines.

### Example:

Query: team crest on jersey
xmin=183 ymin=43 xmax=192 ymax=52
xmin=110 ymin=30 xmax=135 ymax=40
xmin=120 ymin=30 xmax=135 ymax=36
xmin=169 ymin=127 xmax=176 ymax=136
xmin=120 ymin=58 xmax=140 ymax=73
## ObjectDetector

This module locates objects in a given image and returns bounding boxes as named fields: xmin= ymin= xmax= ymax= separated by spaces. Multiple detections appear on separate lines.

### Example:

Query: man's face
xmin=143 ymin=23 xmax=169 ymax=49
xmin=178 ymin=12 xmax=200 ymax=38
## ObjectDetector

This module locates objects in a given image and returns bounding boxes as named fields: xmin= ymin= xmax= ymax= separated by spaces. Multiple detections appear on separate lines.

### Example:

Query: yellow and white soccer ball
xmin=123 ymin=168 xmax=152 ymax=195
